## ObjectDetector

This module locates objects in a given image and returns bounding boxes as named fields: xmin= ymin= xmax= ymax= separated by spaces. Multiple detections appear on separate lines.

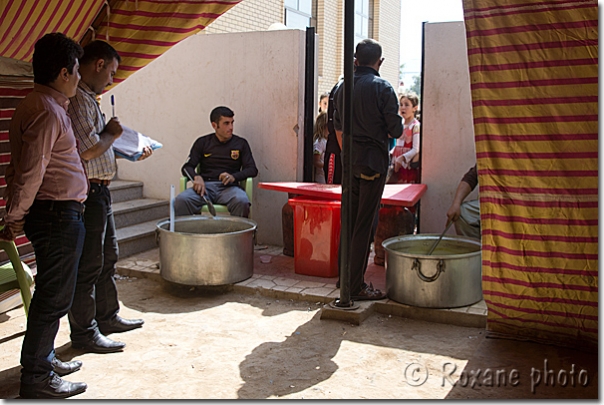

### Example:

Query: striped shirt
xmin=68 ymin=82 xmax=117 ymax=180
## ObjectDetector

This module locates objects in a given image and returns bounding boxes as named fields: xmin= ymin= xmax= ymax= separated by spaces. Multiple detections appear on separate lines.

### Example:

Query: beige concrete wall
xmin=419 ymin=21 xmax=477 ymax=235
xmin=100 ymin=30 xmax=308 ymax=245
xmin=204 ymin=0 xmax=401 ymax=103
xmin=372 ymin=0 xmax=401 ymax=89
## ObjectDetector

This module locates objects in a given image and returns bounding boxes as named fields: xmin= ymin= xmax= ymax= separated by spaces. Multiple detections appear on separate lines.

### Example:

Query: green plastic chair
xmin=0 ymin=234 xmax=34 ymax=316
xmin=179 ymin=169 xmax=253 ymax=217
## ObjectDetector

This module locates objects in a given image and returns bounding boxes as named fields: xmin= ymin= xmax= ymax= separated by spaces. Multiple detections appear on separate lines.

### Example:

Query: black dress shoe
xmin=99 ymin=315 xmax=144 ymax=335
xmin=71 ymin=333 xmax=126 ymax=353
xmin=351 ymin=282 xmax=387 ymax=301
xmin=19 ymin=374 xmax=87 ymax=399
xmin=51 ymin=356 xmax=82 ymax=376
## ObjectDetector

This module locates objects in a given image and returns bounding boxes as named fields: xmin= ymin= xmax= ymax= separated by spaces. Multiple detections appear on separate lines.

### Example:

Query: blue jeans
xmin=20 ymin=200 xmax=85 ymax=384
xmin=174 ymin=181 xmax=251 ymax=217
xmin=68 ymin=183 xmax=120 ymax=343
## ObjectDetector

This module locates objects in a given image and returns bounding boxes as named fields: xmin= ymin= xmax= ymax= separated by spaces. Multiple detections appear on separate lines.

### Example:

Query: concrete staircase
xmin=110 ymin=180 xmax=169 ymax=259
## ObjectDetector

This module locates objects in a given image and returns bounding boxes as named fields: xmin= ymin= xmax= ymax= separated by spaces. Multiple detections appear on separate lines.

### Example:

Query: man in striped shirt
xmin=67 ymin=40 xmax=151 ymax=355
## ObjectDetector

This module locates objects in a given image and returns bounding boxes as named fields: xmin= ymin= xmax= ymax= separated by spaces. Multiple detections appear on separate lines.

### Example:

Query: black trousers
xmin=21 ymin=200 xmax=85 ymax=384
xmin=68 ymin=183 xmax=120 ymax=343
xmin=348 ymin=165 xmax=387 ymax=295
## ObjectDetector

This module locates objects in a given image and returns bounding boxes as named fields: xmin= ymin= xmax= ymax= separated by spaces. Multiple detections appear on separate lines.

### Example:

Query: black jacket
xmin=333 ymin=66 xmax=403 ymax=175
xmin=181 ymin=133 xmax=258 ymax=183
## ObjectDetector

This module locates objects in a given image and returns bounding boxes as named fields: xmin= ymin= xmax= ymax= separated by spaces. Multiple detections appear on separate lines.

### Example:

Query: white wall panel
xmin=101 ymin=30 xmax=309 ymax=245
xmin=419 ymin=21 xmax=478 ymax=235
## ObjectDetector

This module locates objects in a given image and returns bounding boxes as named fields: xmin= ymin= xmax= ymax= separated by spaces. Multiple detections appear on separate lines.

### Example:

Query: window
xmin=285 ymin=0 xmax=313 ymax=30
xmin=355 ymin=0 xmax=372 ymax=45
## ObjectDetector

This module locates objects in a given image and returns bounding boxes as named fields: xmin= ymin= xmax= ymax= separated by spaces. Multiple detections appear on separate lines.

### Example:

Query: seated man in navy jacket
xmin=174 ymin=106 xmax=258 ymax=217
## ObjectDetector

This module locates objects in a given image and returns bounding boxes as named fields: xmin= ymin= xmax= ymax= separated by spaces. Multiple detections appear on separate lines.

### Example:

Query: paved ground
xmin=0 ymin=272 xmax=597 ymax=399
xmin=116 ymin=246 xmax=489 ymax=329
xmin=0 ymin=246 xmax=598 ymax=399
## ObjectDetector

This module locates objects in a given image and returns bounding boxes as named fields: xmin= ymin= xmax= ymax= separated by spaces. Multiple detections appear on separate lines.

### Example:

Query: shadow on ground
xmin=0 ymin=277 xmax=598 ymax=399
xmin=444 ymin=336 xmax=598 ymax=399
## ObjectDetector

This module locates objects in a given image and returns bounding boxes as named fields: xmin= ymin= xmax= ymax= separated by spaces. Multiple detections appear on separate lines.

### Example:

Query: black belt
xmin=89 ymin=179 xmax=111 ymax=186
xmin=31 ymin=200 xmax=85 ymax=214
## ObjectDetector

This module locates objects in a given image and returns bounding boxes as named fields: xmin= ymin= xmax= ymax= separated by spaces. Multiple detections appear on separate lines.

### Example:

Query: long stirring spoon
xmin=185 ymin=171 xmax=216 ymax=217
xmin=202 ymin=194 xmax=217 ymax=217
xmin=426 ymin=220 xmax=454 ymax=255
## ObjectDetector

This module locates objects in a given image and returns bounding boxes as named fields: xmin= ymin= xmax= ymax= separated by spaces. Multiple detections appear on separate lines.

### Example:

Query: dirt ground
xmin=0 ymin=277 xmax=598 ymax=399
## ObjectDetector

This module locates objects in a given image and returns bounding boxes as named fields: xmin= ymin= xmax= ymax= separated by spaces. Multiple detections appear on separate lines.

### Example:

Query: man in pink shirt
xmin=0 ymin=33 xmax=89 ymax=399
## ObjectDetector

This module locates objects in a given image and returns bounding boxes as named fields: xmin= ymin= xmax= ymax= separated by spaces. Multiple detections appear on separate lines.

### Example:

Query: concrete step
xmin=109 ymin=180 xmax=144 ymax=203
xmin=113 ymin=198 xmax=169 ymax=229
xmin=116 ymin=219 xmax=160 ymax=259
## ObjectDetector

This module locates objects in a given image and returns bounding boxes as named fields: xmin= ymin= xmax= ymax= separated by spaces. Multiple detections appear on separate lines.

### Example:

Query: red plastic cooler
xmin=288 ymin=197 xmax=341 ymax=277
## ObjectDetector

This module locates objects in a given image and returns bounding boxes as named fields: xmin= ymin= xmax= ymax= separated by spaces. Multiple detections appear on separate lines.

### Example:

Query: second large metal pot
xmin=156 ymin=215 xmax=256 ymax=286
xmin=383 ymin=234 xmax=482 ymax=308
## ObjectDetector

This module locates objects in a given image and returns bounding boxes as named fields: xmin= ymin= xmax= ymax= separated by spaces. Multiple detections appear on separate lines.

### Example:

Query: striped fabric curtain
xmin=0 ymin=1 xmax=106 ymax=61
xmin=93 ymin=0 xmax=243 ymax=86
xmin=0 ymin=74 xmax=35 ymax=263
xmin=462 ymin=0 xmax=598 ymax=347
xmin=0 ymin=0 xmax=243 ymax=86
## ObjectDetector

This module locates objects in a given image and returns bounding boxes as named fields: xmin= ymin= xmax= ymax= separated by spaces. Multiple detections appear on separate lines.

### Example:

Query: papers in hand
xmin=112 ymin=125 xmax=162 ymax=161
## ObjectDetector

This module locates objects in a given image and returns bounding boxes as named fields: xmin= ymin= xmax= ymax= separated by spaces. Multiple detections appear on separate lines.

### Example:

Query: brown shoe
xmin=351 ymin=283 xmax=387 ymax=301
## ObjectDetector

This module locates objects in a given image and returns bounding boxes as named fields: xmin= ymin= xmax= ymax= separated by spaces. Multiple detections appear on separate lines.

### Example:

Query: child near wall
xmin=313 ymin=112 xmax=328 ymax=183
xmin=318 ymin=91 xmax=329 ymax=113
xmin=389 ymin=92 xmax=420 ymax=184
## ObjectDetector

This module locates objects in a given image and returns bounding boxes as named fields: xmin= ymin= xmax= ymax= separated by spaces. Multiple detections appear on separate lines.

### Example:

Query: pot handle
xmin=155 ymin=228 xmax=161 ymax=246
xmin=412 ymin=259 xmax=445 ymax=282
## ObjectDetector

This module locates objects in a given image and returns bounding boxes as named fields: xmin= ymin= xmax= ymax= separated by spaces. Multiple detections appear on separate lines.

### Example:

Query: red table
xmin=259 ymin=182 xmax=427 ymax=275
xmin=258 ymin=182 xmax=427 ymax=206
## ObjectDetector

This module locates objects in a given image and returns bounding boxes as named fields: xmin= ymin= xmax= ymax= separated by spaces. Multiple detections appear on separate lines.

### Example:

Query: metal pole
xmin=303 ymin=27 xmax=316 ymax=182
xmin=335 ymin=0 xmax=354 ymax=308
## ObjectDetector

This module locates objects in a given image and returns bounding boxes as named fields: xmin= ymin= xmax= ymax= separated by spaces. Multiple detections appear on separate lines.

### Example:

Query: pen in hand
xmin=111 ymin=95 xmax=115 ymax=118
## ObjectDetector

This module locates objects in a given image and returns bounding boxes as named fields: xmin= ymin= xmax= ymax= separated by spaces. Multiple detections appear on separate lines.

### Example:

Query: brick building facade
xmin=201 ymin=0 xmax=401 ymax=96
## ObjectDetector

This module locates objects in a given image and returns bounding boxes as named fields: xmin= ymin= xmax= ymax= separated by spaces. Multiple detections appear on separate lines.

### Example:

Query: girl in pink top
xmin=389 ymin=92 xmax=420 ymax=184
xmin=313 ymin=112 xmax=329 ymax=183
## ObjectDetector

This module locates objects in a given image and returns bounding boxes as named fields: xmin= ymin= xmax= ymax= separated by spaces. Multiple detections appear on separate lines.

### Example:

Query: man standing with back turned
xmin=333 ymin=39 xmax=403 ymax=300
xmin=1 ymin=33 xmax=88 ymax=399
xmin=67 ymin=40 xmax=150 ymax=354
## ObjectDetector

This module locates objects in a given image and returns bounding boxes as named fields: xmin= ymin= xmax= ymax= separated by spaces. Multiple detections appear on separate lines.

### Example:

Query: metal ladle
xmin=426 ymin=220 xmax=454 ymax=255
xmin=202 ymin=195 xmax=217 ymax=217
xmin=185 ymin=171 xmax=216 ymax=217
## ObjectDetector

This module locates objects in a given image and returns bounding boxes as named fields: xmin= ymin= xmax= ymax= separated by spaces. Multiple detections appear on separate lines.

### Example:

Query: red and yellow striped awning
xmin=462 ymin=0 xmax=598 ymax=348
xmin=0 ymin=0 xmax=242 ymax=85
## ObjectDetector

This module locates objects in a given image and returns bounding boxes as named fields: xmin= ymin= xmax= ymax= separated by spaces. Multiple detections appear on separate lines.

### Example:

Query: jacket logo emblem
xmin=204 ymin=153 xmax=212 ymax=157
xmin=231 ymin=150 xmax=240 ymax=160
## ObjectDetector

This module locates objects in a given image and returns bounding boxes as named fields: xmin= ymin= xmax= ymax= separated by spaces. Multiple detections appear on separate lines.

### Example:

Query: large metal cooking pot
xmin=156 ymin=215 xmax=256 ymax=286
xmin=383 ymin=234 xmax=482 ymax=308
